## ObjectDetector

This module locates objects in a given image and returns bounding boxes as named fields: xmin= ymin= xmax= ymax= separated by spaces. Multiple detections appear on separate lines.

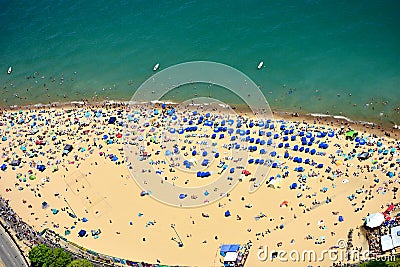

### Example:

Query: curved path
xmin=0 ymin=226 xmax=28 ymax=267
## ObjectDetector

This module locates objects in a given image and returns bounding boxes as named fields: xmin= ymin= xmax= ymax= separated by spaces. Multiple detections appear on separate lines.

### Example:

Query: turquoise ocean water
xmin=0 ymin=0 xmax=399 ymax=125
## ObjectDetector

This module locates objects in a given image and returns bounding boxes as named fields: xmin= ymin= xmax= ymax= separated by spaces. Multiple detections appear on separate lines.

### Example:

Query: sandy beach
xmin=0 ymin=101 xmax=399 ymax=266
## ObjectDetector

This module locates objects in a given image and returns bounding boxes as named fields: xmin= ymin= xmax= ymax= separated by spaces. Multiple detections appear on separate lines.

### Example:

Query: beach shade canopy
xmin=10 ymin=160 xmax=20 ymax=167
xmin=358 ymin=152 xmax=370 ymax=161
xmin=64 ymin=144 xmax=73 ymax=152
xmin=42 ymin=202 xmax=48 ymax=208
xmin=108 ymin=117 xmax=116 ymax=124
xmin=78 ymin=229 xmax=87 ymax=237
xmin=365 ymin=213 xmax=385 ymax=228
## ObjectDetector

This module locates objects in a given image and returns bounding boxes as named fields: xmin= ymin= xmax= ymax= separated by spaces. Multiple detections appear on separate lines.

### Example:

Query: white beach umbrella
xmin=365 ymin=212 xmax=385 ymax=228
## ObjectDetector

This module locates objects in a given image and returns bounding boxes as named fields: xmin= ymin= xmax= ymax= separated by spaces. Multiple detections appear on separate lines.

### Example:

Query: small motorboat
xmin=257 ymin=61 xmax=264 ymax=69
xmin=7 ymin=66 xmax=12 ymax=74
xmin=153 ymin=63 xmax=159 ymax=71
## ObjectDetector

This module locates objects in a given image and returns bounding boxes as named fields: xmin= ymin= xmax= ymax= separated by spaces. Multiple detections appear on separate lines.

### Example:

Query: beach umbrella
xmin=328 ymin=132 xmax=334 ymax=137
xmin=225 ymin=210 xmax=231 ymax=217
xmin=179 ymin=194 xmax=187 ymax=199
xmin=230 ymin=168 xmax=235 ymax=173
xmin=165 ymin=150 xmax=171 ymax=156
xmin=82 ymin=217 xmax=88 ymax=222
xmin=1 ymin=136 xmax=7 ymax=141
xmin=338 ymin=216 xmax=344 ymax=222
xmin=204 ymin=190 xmax=209 ymax=196
xmin=270 ymin=151 xmax=277 ymax=157
xmin=365 ymin=213 xmax=385 ymax=228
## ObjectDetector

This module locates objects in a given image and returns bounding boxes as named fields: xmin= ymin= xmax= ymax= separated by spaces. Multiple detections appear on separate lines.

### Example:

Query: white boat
xmin=7 ymin=66 xmax=12 ymax=74
xmin=257 ymin=61 xmax=264 ymax=69
xmin=153 ymin=63 xmax=159 ymax=71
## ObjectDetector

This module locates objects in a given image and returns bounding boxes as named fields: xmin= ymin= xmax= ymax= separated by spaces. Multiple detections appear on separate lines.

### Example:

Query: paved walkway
xmin=0 ymin=226 xmax=27 ymax=267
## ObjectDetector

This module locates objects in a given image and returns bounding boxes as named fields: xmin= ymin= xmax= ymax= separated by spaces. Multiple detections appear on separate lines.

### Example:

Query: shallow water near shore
xmin=0 ymin=0 xmax=399 ymax=125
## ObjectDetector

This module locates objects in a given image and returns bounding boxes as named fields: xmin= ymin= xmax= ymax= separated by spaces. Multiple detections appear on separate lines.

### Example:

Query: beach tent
xmin=346 ymin=130 xmax=357 ymax=141
xmin=365 ymin=213 xmax=385 ymax=228
xmin=108 ymin=117 xmax=116 ymax=124
xmin=78 ymin=229 xmax=87 ymax=237
xmin=63 ymin=144 xmax=73 ymax=154
xmin=0 ymin=164 xmax=6 ymax=171
xmin=37 ymin=165 xmax=46 ymax=172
